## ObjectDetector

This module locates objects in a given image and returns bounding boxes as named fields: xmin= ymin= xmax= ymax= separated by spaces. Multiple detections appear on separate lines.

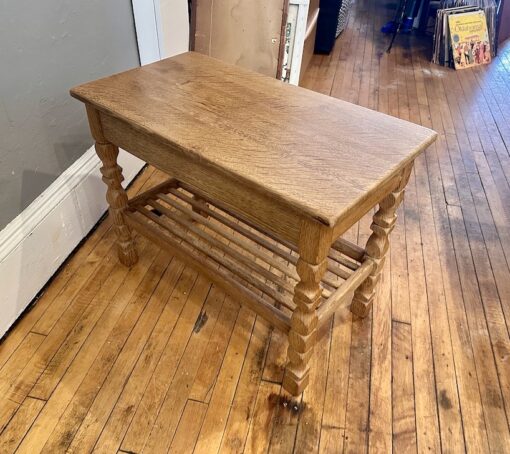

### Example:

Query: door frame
xmin=132 ymin=0 xmax=190 ymax=64
xmin=132 ymin=0 xmax=165 ymax=64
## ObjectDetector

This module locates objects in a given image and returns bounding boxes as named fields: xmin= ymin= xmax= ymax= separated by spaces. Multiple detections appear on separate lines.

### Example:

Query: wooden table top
xmin=71 ymin=52 xmax=436 ymax=227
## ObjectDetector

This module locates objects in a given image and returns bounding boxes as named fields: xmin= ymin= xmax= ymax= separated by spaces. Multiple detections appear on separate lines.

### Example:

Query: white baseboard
xmin=0 ymin=147 xmax=145 ymax=339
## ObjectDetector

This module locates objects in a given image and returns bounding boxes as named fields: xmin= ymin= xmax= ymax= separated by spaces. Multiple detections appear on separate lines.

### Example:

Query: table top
xmin=71 ymin=52 xmax=437 ymax=227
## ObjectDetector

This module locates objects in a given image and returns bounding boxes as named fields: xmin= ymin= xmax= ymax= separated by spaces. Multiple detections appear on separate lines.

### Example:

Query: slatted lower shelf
xmin=125 ymin=179 xmax=372 ymax=332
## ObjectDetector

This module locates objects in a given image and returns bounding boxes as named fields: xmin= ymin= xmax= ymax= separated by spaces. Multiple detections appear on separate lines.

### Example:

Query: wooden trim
xmin=276 ymin=0 xmax=290 ymax=80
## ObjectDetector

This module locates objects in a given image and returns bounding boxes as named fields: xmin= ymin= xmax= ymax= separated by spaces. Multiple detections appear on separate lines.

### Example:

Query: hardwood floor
xmin=1 ymin=0 xmax=510 ymax=450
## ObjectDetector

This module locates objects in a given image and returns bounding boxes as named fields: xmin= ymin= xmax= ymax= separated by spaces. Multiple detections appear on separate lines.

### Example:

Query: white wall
xmin=132 ymin=0 xmax=189 ymax=64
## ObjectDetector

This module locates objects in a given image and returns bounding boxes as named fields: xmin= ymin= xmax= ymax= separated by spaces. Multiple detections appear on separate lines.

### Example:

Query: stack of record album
xmin=432 ymin=0 xmax=497 ymax=67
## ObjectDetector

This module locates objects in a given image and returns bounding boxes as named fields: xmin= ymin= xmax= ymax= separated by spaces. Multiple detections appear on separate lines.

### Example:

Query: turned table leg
xmin=351 ymin=164 xmax=413 ymax=317
xmin=283 ymin=220 xmax=331 ymax=395
xmin=86 ymin=106 xmax=138 ymax=266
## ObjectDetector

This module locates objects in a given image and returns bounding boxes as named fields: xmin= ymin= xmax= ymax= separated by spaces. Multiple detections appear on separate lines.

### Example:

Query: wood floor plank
xmin=64 ymin=254 xmax=181 ymax=453
xmin=342 ymin=316 xmax=371 ymax=454
xmin=443 ymin=132 xmax=510 ymax=422
xmin=189 ymin=298 xmax=240 ymax=404
xmin=424 ymin=145 xmax=490 ymax=453
xmin=368 ymin=252 xmax=392 ymax=452
xmin=319 ymin=427 xmax=344 ymax=454
xmin=218 ymin=317 xmax=272 ymax=453
xmin=404 ymin=170 xmax=442 ymax=453
xmin=15 ymin=240 xmax=161 ymax=453
xmin=403 ymin=35 xmax=467 ymax=454
xmin=0 ymin=218 xmax=111 ymax=369
xmin=266 ymin=389 xmax=302 ymax=453
xmin=30 ymin=228 xmax=117 ymax=336
xmin=261 ymin=327 xmax=287 ymax=385
xmin=119 ymin=274 xmax=211 ymax=453
xmin=140 ymin=286 xmax=226 ymax=453
xmin=319 ymin=308 xmax=351 ymax=452
xmin=0 ymin=333 xmax=45 ymax=399
xmin=415 ymin=160 xmax=465 ymax=452
xmin=0 ymin=246 xmax=122 ymax=434
xmin=447 ymin=205 xmax=510 ymax=452
xmin=342 ymin=201 xmax=372 ymax=454
xmin=390 ymin=204 xmax=411 ymax=324
xmin=391 ymin=321 xmax=417 ymax=453
xmin=243 ymin=381 xmax=281 ymax=454
xmin=193 ymin=307 xmax=257 ymax=454
xmin=0 ymin=397 xmax=45 ymax=453
xmin=28 ymin=242 xmax=139 ymax=401
xmin=29 ymin=165 xmax=156 ymax=339
xmin=91 ymin=260 xmax=187 ymax=453
xmin=0 ymin=168 xmax=154 ymax=423
xmin=169 ymin=399 xmax=208 ymax=453
xmin=293 ymin=319 xmax=331 ymax=453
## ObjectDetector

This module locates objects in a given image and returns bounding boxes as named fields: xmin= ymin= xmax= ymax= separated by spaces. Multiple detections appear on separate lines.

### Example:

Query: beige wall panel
xmin=195 ymin=0 xmax=285 ymax=77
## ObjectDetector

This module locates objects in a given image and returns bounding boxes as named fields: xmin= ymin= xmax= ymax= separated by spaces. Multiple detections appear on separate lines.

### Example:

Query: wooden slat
xmin=125 ymin=211 xmax=291 ymax=333
xmin=158 ymin=191 xmax=299 ymax=280
xmin=128 ymin=177 xmax=177 ymax=205
xmin=169 ymin=186 xmax=298 ymax=262
xmin=160 ymin=191 xmax=353 ymax=303
xmin=169 ymin=187 xmax=355 ymax=285
xmin=137 ymin=204 xmax=296 ymax=312
xmin=332 ymin=237 xmax=366 ymax=262
xmin=317 ymin=259 xmax=374 ymax=324
xmin=149 ymin=200 xmax=293 ymax=294
xmin=328 ymin=248 xmax=360 ymax=270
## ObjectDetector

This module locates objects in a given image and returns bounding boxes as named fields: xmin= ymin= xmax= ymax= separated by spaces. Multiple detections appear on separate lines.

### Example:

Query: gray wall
xmin=0 ymin=0 xmax=140 ymax=230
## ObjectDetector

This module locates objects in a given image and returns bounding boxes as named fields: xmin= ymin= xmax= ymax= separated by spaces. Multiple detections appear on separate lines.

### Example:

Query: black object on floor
xmin=315 ymin=0 xmax=343 ymax=54
xmin=386 ymin=0 xmax=410 ymax=53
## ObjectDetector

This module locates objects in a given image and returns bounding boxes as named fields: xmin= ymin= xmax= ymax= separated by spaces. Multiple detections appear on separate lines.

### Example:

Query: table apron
xmin=100 ymin=111 xmax=303 ymax=245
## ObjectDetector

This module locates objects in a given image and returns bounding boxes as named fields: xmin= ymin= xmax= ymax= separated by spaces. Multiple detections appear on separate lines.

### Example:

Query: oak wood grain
xmin=71 ymin=51 xmax=436 ymax=229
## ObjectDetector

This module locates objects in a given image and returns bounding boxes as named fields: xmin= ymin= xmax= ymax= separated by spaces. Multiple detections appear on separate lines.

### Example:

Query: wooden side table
xmin=71 ymin=52 xmax=436 ymax=395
